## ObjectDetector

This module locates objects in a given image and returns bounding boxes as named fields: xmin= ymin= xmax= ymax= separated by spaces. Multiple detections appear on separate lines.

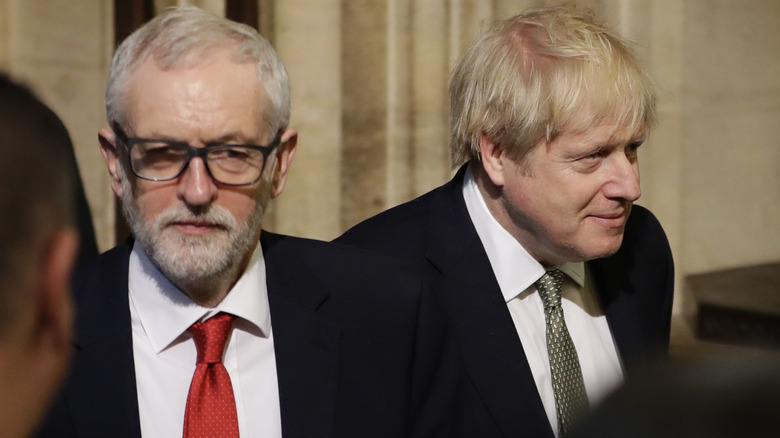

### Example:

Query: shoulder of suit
xmin=264 ymin=233 xmax=423 ymax=310
xmin=626 ymin=205 xmax=668 ymax=243
xmin=264 ymin=231 xmax=418 ymax=282
xmin=336 ymin=177 xmax=459 ymax=256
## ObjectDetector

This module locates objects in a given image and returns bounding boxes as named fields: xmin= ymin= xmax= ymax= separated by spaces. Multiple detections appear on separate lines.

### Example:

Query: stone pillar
xmin=680 ymin=0 xmax=780 ymax=273
xmin=0 ymin=0 xmax=115 ymax=250
xmin=623 ymin=0 xmax=686 ymax=312
xmin=270 ymin=0 xmax=343 ymax=238
xmin=339 ymin=0 xmax=389 ymax=232
xmin=335 ymin=0 xmax=499 ymax=233
xmin=409 ymin=0 xmax=451 ymax=197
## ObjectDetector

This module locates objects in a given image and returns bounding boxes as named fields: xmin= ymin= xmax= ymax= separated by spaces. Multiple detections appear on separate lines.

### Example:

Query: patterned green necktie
xmin=536 ymin=269 xmax=589 ymax=436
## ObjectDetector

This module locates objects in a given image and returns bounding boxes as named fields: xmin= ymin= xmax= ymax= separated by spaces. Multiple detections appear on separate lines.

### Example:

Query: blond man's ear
xmin=478 ymin=132 xmax=508 ymax=187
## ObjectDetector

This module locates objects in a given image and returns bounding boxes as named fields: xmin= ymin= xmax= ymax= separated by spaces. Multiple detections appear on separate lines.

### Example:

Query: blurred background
xmin=0 ymin=0 xmax=777 ymax=354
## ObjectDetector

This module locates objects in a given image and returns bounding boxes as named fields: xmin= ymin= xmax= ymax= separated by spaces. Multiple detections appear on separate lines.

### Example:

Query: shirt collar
xmin=128 ymin=242 xmax=271 ymax=354
xmin=462 ymin=165 xmax=585 ymax=303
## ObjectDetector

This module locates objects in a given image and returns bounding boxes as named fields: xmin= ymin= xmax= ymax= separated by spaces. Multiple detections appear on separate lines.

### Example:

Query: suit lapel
xmin=67 ymin=242 xmax=142 ymax=438
xmin=589 ymin=240 xmax=645 ymax=374
xmin=424 ymin=170 xmax=553 ymax=437
xmin=263 ymin=233 xmax=340 ymax=438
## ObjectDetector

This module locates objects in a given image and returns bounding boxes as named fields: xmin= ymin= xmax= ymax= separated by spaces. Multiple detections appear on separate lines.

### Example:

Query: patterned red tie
xmin=183 ymin=313 xmax=239 ymax=438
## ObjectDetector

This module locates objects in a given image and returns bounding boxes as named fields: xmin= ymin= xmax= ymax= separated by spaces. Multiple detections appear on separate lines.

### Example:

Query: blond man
xmin=340 ymin=6 xmax=673 ymax=437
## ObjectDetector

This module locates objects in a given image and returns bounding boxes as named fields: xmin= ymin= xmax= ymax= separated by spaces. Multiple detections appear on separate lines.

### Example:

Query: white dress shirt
xmin=128 ymin=242 xmax=282 ymax=438
xmin=462 ymin=168 xmax=624 ymax=437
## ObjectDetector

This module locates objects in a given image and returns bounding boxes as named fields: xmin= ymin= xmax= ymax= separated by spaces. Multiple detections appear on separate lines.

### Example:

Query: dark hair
xmin=0 ymin=73 xmax=74 ymax=333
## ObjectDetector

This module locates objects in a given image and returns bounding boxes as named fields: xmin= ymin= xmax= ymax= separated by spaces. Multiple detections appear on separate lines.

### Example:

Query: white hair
xmin=105 ymin=5 xmax=290 ymax=135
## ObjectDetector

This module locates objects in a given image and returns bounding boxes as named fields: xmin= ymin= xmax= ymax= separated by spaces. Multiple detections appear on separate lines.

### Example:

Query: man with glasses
xmin=36 ymin=6 xmax=451 ymax=438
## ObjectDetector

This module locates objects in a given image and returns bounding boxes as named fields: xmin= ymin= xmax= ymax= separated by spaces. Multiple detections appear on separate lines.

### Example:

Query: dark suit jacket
xmin=36 ymin=232 xmax=453 ymax=438
xmin=337 ymin=166 xmax=675 ymax=438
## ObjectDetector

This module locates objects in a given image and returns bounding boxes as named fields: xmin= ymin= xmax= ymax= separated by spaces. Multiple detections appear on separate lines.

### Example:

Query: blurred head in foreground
xmin=0 ymin=73 xmax=79 ymax=438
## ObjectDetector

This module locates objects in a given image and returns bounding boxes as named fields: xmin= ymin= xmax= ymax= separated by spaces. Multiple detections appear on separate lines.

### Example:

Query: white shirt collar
xmin=128 ymin=242 xmax=271 ymax=354
xmin=462 ymin=165 xmax=585 ymax=303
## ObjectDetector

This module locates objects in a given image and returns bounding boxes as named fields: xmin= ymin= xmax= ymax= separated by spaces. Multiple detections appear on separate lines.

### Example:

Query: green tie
xmin=536 ymin=269 xmax=589 ymax=436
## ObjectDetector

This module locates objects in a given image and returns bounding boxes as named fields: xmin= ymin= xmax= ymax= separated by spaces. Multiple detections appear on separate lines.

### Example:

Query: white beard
xmin=120 ymin=175 xmax=269 ymax=296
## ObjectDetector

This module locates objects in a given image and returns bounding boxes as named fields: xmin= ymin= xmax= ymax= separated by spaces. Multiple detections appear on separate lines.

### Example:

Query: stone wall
xmin=0 ymin=0 xmax=114 ymax=250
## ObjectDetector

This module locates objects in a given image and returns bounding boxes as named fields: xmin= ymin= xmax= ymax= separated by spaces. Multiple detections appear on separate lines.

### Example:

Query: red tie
xmin=183 ymin=313 xmax=239 ymax=438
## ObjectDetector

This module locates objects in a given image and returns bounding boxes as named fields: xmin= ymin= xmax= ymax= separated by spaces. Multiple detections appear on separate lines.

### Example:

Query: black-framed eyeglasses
xmin=113 ymin=124 xmax=281 ymax=186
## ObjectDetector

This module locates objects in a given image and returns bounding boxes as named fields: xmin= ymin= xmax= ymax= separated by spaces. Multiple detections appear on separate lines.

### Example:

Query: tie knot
xmin=189 ymin=313 xmax=235 ymax=364
xmin=537 ymin=269 xmax=565 ymax=308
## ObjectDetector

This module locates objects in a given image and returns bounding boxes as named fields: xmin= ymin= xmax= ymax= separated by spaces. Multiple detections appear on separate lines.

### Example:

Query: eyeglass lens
xmin=130 ymin=142 xmax=267 ymax=185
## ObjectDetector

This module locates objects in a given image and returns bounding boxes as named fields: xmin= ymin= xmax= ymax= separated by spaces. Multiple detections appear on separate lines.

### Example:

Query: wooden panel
xmin=226 ymin=0 xmax=259 ymax=29
xmin=114 ymin=0 xmax=155 ymax=45
xmin=113 ymin=0 xmax=155 ymax=243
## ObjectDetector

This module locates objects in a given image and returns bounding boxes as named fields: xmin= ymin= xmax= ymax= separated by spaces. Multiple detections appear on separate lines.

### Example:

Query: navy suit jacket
xmin=36 ymin=232 xmax=454 ymax=438
xmin=337 ymin=166 xmax=675 ymax=437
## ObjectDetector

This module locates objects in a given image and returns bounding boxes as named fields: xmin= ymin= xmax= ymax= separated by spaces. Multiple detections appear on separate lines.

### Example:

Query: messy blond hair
xmin=449 ymin=5 xmax=656 ymax=167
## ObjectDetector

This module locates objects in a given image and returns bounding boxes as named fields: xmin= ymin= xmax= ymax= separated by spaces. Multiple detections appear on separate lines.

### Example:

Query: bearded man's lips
xmin=169 ymin=220 xmax=228 ymax=236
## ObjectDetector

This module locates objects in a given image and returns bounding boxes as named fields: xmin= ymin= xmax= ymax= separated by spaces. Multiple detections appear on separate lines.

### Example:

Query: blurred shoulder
xmin=71 ymin=241 xmax=133 ymax=295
